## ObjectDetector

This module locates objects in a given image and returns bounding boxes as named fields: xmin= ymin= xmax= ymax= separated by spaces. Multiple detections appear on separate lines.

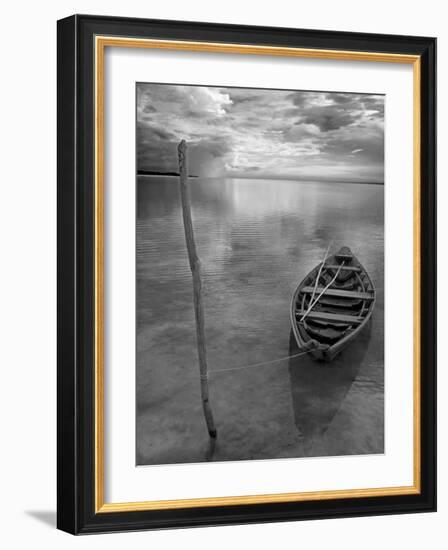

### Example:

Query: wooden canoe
xmin=290 ymin=246 xmax=376 ymax=362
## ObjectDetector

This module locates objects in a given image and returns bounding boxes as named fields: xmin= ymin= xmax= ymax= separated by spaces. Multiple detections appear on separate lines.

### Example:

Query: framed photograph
xmin=57 ymin=14 xmax=436 ymax=534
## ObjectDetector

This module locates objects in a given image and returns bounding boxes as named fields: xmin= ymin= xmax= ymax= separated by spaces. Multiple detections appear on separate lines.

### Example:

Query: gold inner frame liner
xmin=94 ymin=36 xmax=421 ymax=513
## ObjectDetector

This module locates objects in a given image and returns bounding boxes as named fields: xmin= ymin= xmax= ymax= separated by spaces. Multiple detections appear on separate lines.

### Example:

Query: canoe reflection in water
xmin=288 ymin=318 xmax=383 ymax=457
xmin=203 ymin=322 xmax=379 ymax=464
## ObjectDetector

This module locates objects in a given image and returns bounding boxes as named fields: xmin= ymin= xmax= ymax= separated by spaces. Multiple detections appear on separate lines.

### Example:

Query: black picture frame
xmin=57 ymin=14 xmax=436 ymax=534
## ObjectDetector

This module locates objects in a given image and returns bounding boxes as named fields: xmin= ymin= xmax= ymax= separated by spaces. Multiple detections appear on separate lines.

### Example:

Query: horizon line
xmin=137 ymin=172 xmax=384 ymax=185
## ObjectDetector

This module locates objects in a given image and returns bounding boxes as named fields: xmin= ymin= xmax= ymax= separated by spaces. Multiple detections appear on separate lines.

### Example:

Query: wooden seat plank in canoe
xmin=295 ymin=310 xmax=364 ymax=324
xmin=323 ymin=264 xmax=361 ymax=272
xmin=300 ymin=286 xmax=374 ymax=300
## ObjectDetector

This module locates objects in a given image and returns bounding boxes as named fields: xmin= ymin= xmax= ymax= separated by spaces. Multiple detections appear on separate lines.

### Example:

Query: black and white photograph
xmin=136 ymin=82 xmax=384 ymax=466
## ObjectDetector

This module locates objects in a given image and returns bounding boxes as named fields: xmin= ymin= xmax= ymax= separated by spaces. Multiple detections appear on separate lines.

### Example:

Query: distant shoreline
xmin=137 ymin=173 xmax=384 ymax=185
xmin=137 ymin=170 xmax=198 ymax=177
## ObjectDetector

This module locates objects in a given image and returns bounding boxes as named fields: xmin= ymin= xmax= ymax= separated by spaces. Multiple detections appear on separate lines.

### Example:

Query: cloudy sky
xmin=137 ymin=83 xmax=384 ymax=183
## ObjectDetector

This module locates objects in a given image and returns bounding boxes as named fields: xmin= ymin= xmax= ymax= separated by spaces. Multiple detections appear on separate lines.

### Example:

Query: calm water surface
xmin=136 ymin=176 xmax=384 ymax=465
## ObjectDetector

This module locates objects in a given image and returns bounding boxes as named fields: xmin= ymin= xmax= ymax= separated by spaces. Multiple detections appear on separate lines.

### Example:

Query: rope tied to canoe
xmin=208 ymin=349 xmax=312 ymax=374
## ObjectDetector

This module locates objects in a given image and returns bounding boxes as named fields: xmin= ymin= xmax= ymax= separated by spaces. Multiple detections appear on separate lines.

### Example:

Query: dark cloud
xmin=287 ymin=91 xmax=323 ymax=107
xmin=300 ymin=105 xmax=359 ymax=131
xmin=284 ymin=91 xmax=384 ymax=132
xmin=149 ymin=126 xmax=177 ymax=141
xmin=188 ymin=141 xmax=230 ymax=176
xmin=330 ymin=93 xmax=356 ymax=105
xmin=142 ymin=104 xmax=156 ymax=113
xmin=230 ymin=93 xmax=264 ymax=105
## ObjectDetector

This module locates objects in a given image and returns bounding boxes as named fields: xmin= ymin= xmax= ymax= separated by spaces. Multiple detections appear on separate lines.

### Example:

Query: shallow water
xmin=136 ymin=176 xmax=384 ymax=465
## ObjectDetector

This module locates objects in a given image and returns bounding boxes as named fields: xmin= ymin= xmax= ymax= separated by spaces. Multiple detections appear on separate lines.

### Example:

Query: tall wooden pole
xmin=177 ymin=140 xmax=217 ymax=438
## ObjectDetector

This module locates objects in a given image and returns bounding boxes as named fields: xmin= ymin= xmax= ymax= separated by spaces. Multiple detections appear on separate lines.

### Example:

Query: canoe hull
xmin=290 ymin=248 xmax=376 ymax=362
